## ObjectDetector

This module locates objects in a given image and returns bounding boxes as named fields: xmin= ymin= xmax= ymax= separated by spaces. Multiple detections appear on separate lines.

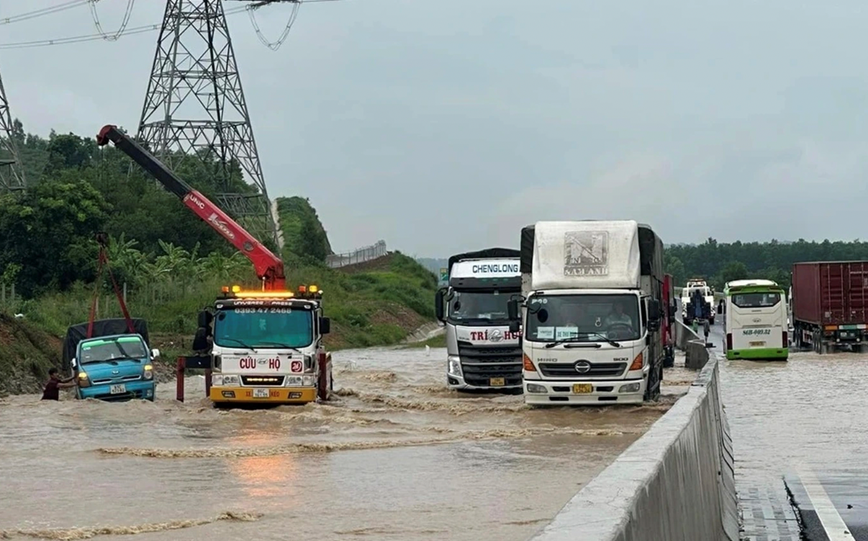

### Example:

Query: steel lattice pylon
xmin=137 ymin=0 xmax=277 ymax=246
xmin=0 ymin=65 xmax=24 ymax=194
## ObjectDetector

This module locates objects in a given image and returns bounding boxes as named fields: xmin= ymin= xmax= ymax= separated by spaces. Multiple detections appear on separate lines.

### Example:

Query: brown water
xmin=0 ymin=346 xmax=689 ymax=541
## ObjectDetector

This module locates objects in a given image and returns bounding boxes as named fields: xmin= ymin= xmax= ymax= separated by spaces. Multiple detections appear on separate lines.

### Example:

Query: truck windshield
xmin=214 ymin=308 xmax=314 ymax=349
xmin=525 ymin=294 xmax=641 ymax=342
xmin=80 ymin=337 xmax=147 ymax=364
xmin=448 ymin=290 xmax=512 ymax=323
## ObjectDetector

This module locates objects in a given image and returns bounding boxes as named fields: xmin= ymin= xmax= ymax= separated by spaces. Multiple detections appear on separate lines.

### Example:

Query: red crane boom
xmin=96 ymin=125 xmax=286 ymax=291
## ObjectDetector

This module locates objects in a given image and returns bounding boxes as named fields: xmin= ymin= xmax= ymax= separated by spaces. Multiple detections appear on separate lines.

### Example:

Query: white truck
xmin=507 ymin=220 xmax=665 ymax=405
xmin=435 ymin=249 xmax=523 ymax=392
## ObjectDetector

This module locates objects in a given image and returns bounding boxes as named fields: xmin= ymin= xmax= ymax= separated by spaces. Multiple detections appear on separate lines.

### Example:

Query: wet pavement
xmin=709 ymin=324 xmax=868 ymax=541
xmin=0 ymin=345 xmax=691 ymax=541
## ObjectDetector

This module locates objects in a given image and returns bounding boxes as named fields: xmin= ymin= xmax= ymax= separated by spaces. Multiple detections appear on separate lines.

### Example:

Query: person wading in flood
xmin=42 ymin=368 xmax=76 ymax=400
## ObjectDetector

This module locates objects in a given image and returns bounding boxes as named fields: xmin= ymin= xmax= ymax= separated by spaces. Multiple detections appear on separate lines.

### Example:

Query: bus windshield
xmin=731 ymin=292 xmax=781 ymax=309
xmin=214 ymin=308 xmax=314 ymax=349
xmin=525 ymin=294 xmax=641 ymax=343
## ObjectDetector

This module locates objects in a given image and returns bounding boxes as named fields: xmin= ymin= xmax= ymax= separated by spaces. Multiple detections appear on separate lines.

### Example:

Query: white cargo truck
xmin=435 ymin=249 xmax=523 ymax=392
xmin=507 ymin=220 xmax=665 ymax=405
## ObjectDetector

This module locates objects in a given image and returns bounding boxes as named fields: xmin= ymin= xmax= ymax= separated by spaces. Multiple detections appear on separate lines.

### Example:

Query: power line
xmin=90 ymin=0 xmax=136 ymax=41
xmin=0 ymin=0 xmax=91 ymax=26
xmin=0 ymin=4 xmax=250 ymax=50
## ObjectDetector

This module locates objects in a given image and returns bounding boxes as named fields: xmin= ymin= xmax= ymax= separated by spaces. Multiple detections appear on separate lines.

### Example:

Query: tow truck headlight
xmin=619 ymin=382 xmax=641 ymax=393
xmin=526 ymin=383 xmax=547 ymax=393
xmin=213 ymin=374 xmax=239 ymax=387
xmin=302 ymin=375 xmax=316 ymax=386
xmin=447 ymin=355 xmax=462 ymax=376
xmin=77 ymin=372 xmax=91 ymax=388
xmin=143 ymin=364 xmax=153 ymax=380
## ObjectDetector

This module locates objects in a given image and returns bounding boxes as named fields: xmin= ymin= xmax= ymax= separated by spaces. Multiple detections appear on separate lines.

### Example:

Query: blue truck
xmin=62 ymin=318 xmax=159 ymax=401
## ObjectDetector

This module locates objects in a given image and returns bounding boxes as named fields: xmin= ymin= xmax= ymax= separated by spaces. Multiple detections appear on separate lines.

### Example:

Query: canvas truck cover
xmin=62 ymin=318 xmax=150 ymax=372
xmin=529 ymin=220 xmax=642 ymax=290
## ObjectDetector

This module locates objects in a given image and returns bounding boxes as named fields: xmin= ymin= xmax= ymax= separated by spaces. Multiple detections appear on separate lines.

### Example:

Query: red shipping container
xmin=792 ymin=261 xmax=868 ymax=326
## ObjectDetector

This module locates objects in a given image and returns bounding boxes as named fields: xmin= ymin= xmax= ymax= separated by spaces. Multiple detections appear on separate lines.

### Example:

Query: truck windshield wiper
xmin=220 ymin=337 xmax=254 ymax=349
xmin=544 ymin=338 xmax=601 ymax=349
xmin=253 ymin=341 xmax=304 ymax=352
xmin=82 ymin=356 xmax=141 ymax=365
xmin=587 ymin=332 xmax=621 ymax=348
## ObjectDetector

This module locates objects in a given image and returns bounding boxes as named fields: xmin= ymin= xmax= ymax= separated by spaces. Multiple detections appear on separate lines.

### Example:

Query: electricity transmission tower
xmin=137 ymin=0 xmax=296 ymax=246
xmin=0 ymin=66 xmax=24 ymax=193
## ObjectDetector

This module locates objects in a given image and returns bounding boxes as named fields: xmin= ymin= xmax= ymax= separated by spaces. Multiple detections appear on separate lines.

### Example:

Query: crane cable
xmin=89 ymin=0 xmax=136 ymax=42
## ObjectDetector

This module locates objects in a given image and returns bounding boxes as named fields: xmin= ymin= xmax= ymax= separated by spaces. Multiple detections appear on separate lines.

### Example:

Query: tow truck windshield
xmin=525 ymin=294 xmax=642 ymax=343
xmin=214 ymin=307 xmax=314 ymax=349
xmin=448 ymin=290 xmax=512 ymax=323
xmin=80 ymin=337 xmax=147 ymax=364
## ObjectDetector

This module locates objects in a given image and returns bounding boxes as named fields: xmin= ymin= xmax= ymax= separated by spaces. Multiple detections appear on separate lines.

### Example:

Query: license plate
xmin=253 ymin=388 xmax=270 ymax=398
xmin=750 ymin=341 xmax=765 ymax=347
xmin=109 ymin=384 xmax=126 ymax=395
xmin=572 ymin=384 xmax=593 ymax=394
xmin=489 ymin=377 xmax=505 ymax=386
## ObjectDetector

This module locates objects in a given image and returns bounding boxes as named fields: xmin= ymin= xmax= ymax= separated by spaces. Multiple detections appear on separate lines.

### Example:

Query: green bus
xmin=723 ymin=279 xmax=788 ymax=361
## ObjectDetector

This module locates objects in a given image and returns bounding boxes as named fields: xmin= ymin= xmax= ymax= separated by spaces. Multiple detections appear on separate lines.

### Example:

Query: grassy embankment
xmin=0 ymin=197 xmax=437 ymax=395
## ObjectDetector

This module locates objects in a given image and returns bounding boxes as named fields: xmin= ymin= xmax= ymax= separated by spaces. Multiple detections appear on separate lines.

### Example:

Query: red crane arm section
xmin=96 ymin=124 xmax=286 ymax=290
xmin=181 ymin=190 xmax=286 ymax=290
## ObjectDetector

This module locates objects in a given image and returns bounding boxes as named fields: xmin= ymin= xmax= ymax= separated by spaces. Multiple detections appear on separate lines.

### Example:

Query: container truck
xmin=435 ymin=249 xmax=523 ymax=391
xmin=791 ymin=261 xmax=868 ymax=354
xmin=507 ymin=220 xmax=665 ymax=405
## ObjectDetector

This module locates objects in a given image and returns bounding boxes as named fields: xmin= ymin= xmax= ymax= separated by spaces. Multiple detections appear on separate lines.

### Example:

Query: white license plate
xmin=253 ymin=388 xmax=270 ymax=398
xmin=110 ymin=384 xmax=126 ymax=395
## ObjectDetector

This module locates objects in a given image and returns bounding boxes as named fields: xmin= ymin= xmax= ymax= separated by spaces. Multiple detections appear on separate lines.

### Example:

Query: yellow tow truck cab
xmin=194 ymin=284 xmax=333 ymax=406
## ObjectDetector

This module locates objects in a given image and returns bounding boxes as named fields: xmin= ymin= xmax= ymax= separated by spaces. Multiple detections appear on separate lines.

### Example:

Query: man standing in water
xmin=42 ymin=368 xmax=76 ymax=400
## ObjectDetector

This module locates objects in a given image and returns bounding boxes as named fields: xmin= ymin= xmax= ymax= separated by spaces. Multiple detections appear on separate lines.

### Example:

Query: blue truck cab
xmin=71 ymin=334 xmax=158 ymax=401
xmin=62 ymin=318 xmax=158 ymax=402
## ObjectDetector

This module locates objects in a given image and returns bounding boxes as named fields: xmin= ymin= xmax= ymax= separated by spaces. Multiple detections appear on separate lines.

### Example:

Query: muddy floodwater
xmin=0 ymin=346 xmax=691 ymax=541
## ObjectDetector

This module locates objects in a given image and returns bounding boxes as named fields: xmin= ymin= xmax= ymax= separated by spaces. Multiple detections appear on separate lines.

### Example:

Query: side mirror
xmin=507 ymin=298 xmax=520 ymax=321
xmin=648 ymin=319 xmax=661 ymax=332
xmin=509 ymin=320 xmax=521 ymax=334
xmin=192 ymin=327 xmax=210 ymax=351
xmin=434 ymin=288 xmax=446 ymax=322
xmin=320 ymin=317 xmax=331 ymax=335
xmin=197 ymin=310 xmax=213 ymax=329
xmin=151 ymin=348 xmax=161 ymax=359
xmin=648 ymin=299 xmax=661 ymax=321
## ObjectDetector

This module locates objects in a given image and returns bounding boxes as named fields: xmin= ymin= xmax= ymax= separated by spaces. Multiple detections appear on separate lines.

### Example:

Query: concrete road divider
xmin=529 ymin=353 xmax=738 ymax=541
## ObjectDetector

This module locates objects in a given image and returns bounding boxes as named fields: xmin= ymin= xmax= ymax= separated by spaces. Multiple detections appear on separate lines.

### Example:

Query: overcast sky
xmin=1 ymin=1 xmax=867 ymax=257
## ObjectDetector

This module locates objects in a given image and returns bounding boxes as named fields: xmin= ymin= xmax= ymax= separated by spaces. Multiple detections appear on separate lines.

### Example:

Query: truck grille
xmin=457 ymin=341 xmax=522 ymax=386
xmin=240 ymin=375 xmax=285 ymax=386
xmin=91 ymin=375 xmax=142 ymax=385
xmin=538 ymin=362 xmax=627 ymax=379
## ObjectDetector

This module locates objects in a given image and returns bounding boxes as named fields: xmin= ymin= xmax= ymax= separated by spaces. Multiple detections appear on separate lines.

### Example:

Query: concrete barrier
xmin=674 ymin=319 xmax=711 ymax=369
xmin=529 ymin=353 xmax=738 ymax=541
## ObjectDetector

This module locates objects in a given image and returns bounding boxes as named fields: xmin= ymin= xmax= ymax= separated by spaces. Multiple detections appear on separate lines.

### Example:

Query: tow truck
xmin=96 ymin=125 xmax=333 ymax=405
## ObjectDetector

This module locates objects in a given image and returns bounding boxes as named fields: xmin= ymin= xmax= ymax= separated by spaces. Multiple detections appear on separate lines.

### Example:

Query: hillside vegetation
xmin=0 ymin=124 xmax=438 ymax=394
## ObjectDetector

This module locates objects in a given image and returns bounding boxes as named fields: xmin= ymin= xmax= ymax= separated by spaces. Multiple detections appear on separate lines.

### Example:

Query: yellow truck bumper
xmin=209 ymin=386 xmax=317 ymax=403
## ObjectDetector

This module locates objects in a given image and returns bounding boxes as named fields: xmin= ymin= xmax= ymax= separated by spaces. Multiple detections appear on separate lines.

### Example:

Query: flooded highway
xmin=0 ymin=344 xmax=691 ymax=541
xmin=710 ymin=326 xmax=868 ymax=539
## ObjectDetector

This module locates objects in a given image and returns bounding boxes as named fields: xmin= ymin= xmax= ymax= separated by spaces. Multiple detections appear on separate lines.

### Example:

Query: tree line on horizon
xmin=665 ymin=237 xmax=868 ymax=290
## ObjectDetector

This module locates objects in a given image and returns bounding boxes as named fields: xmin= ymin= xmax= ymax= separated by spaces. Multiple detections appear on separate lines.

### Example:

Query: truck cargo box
xmin=792 ymin=261 xmax=868 ymax=326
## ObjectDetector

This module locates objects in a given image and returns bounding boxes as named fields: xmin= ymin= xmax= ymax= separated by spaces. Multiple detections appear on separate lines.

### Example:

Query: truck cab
xmin=509 ymin=221 xmax=665 ymax=406
xmin=435 ymin=249 xmax=523 ymax=392
xmin=195 ymin=285 xmax=333 ymax=405
xmin=72 ymin=334 xmax=158 ymax=401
